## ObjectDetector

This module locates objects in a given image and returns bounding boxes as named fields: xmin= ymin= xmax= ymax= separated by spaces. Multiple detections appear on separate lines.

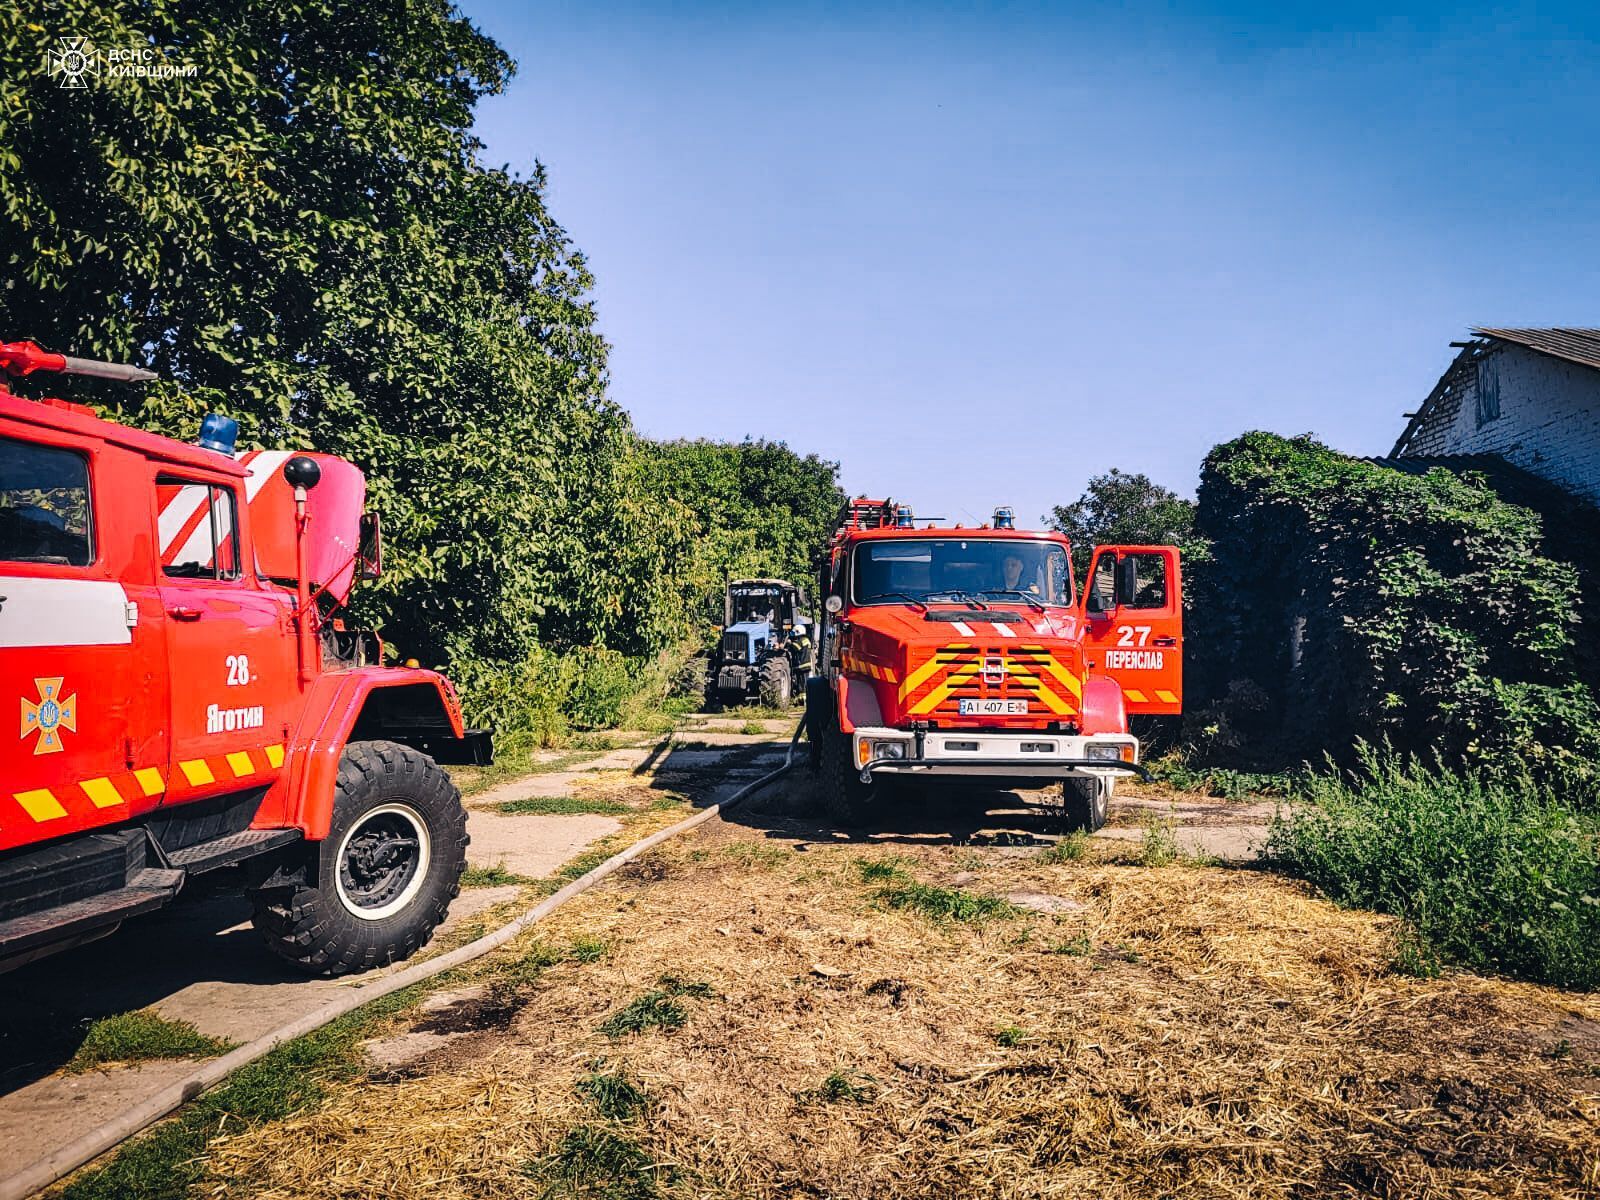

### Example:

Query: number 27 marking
xmin=1116 ymin=625 xmax=1152 ymax=647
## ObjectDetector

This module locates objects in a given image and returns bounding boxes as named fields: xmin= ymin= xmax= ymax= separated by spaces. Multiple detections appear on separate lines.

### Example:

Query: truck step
xmin=0 ymin=867 xmax=183 ymax=959
xmin=165 ymin=828 xmax=302 ymax=874
xmin=0 ymin=829 xmax=146 ymax=924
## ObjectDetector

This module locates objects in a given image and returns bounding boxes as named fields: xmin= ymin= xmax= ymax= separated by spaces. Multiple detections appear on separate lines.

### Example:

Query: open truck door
xmin=1080 ymin=544 xmax=1182 ymax=715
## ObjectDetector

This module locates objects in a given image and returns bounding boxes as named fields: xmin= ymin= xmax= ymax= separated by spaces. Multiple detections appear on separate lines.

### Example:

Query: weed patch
xmin=994 ymin=1025 xmax=1030 ymax=1047
xmin=797 ymin=1068 xmax=877 ymax=1105
xmin=853 ymin=857 xmax=911 ymax=883
xmin=1267 ymin=748 xmax=1600 ymax=989
xmin=597 ymin=977 xmax=711 ymax=1039
xmin=495 ymin=795 xmax=632 ymax=816
xmin=66 ymin=1010 xmax=234 ymax=1074
xmin=524 ymin=1125 xmax=664 ymax=1199
xmin=1038 ymin=832 xmax=1089 ymax=863
xmin=461 ymin=863 xmax=535 ymax=888
xmin=1139 ymin=820 xmax=1181 ymax=868
xmin=875 ymin=880 xmax=1018 ymax=924
xmin=577 ymin=1067 xmax=652 ymax=1122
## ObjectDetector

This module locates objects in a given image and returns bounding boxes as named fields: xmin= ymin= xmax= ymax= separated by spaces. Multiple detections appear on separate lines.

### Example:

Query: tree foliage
xmin=1046 ymin=468 xmax=1197 ymax=576
xmin=1186 ymin=432 xmax=1600 ymax=776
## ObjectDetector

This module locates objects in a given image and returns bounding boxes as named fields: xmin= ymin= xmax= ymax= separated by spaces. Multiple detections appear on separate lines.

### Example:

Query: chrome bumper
xmin=850 ymin=727 xmax=1146 ymax=784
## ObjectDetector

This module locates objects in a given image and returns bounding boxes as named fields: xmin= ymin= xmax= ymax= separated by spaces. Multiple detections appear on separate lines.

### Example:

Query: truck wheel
xmin=758 ymin=658 xmax=792 ymax=708
xmin=250 ymin=740 xmax=468 ymax=975
xmin=1057 ymin=775 xmax=1111 ymax=833
xmin=818 ymin=723 xmax=878 ymax=827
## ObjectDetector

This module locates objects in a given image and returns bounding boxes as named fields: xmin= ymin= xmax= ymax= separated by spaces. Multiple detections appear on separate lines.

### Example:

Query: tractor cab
xmin=709 ymin=578 xmax=814 ymax=709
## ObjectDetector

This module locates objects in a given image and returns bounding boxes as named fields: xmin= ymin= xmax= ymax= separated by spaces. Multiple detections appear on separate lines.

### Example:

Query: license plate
xmin=958 ymin=698 xmax=1029 ymax=715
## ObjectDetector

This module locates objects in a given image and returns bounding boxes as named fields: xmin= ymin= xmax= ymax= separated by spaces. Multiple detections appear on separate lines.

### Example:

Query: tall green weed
xmin=1267 ymin=746 xmax=1600 ymax=990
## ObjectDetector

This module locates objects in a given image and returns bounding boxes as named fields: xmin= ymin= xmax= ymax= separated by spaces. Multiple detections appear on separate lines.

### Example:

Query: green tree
xmin=0 ymin=0 xmax=687 ymax=671
xmin=1046 ymin=469 xmax=1196 ymax=575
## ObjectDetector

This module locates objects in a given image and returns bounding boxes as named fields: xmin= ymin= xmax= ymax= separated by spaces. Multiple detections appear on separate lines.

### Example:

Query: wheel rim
xmin=335 ymin=802 xmax=432 ymax=921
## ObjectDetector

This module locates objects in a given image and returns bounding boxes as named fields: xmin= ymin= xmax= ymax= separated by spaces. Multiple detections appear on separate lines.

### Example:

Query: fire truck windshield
xmin=852 ymin=539 xmax=1072 ymax=607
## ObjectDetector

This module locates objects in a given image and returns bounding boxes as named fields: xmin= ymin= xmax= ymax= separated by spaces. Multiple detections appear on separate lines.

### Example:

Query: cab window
xmin=0 ymin=437 xmax=93 ymax=566
xmin=1121 ymin=553 xmax=1170 ymax=609
xmin=156 ymin=477 xmax=239 ymax=580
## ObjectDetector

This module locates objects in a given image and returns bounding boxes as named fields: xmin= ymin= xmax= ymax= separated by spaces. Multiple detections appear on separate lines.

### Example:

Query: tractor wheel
xmin=1055 ymin=774 xmax=1112 ymax=833
xmin=818 ymin=722 xmax=879 ymax=828
xmin=758 ymin=657 xmax=793 ymax=708
xmin=250 ymin=740 xmax=468 ymax=975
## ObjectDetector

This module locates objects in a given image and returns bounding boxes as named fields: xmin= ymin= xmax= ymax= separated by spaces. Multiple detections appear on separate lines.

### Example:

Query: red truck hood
xmin=842 ymin=604 xmax=1085 ymax=728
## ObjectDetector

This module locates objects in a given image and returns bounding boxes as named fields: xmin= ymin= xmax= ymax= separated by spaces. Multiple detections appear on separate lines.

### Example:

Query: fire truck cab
xmin=806 ymin=499 xmax=1182 ymax=830
xmin=0 ymin=342 xmax=488 ymax=974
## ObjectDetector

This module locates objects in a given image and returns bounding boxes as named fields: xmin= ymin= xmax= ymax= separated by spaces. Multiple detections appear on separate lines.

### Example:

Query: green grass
xmin=524 ymin=1125 xmax=665 ymax=1199
xmin=853 ymin=856 xmax=911 ymax=883
xmin=1049 ymin=933 xmax=1093 ymax=956
xmin=1266 ymin=747 xmax=1600 ymax=990
xmin=495 ymin=794 xmax=632 ymax=816
xmin=58 ymin=986 xmax=428 ymax=1200
xmin=739 ymin=720 xmax=768 ymax=735
xmin=798 ymin=1068 xmax=877 ymax=1105
xmin=460 ymin=862 xmax=537 ymax=888
xmin=597 ymin=977 xmax=711 ymax=1039
xmin=993 ymin=1025 xmax=1031 ymax=1047
xmin=875 ymin=880 xmax=1018 ymax=924
xmin=66 ymin=1010 xmax=234 ymax=1073
xmin=1146 ymin=756 xmax=1297 ymax=800
xmin=1038 ymin=831 xmax=1089 ymax=863
xmin=1138 ymin=819 xmax=1181 ymax=867
xmin=577 ymin=1067 xmax=652 ymax=1122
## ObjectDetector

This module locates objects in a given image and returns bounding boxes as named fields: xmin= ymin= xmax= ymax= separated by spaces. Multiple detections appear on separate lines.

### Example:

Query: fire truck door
xmin=0 ymin=434 xmax=149 ymax=852
xmin=154 ymin=473 xmax=293 ymax=805
xmin=1080 ymin=545 xmax=1183 ymax=715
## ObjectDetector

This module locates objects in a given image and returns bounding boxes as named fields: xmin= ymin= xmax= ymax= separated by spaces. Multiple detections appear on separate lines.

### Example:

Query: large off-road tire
xmin=818 ymin=722 xmax=880 ymax=827
xmin=250 ymin=740 xmax=468 ymax=975
xmin=1056 ymin=774 xmax=1112 ymax=833
xmin=758 ymin=657 xmax=793 ymax=708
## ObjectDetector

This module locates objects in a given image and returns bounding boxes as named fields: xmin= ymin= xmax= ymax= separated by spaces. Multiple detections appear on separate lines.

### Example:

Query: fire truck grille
xmin=900 ymin=644 xmax=1081 ymax=723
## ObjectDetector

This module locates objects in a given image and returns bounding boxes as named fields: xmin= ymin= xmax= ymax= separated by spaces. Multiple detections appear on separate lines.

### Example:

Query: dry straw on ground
xmin=208 ymin=817 xmax=1600 ymax=1200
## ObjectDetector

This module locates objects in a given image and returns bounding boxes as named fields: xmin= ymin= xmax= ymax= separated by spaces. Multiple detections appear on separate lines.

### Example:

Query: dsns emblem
xmin=981 ymin=656 xmax=1006 ymax=685
xmin=20 ymin=677 xmax=78 ymax=755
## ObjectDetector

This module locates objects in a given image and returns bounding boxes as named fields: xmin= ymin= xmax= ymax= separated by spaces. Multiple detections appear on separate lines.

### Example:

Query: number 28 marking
xmin=1116 ymin=625 xmax=1152 ymax=647
xmin=225 ymin=653 xmax=251 ymax=685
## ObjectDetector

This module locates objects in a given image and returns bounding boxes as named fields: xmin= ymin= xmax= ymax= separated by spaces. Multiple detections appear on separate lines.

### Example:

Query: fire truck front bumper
xmin=850 ymin=727 xmax=1148 ymax=785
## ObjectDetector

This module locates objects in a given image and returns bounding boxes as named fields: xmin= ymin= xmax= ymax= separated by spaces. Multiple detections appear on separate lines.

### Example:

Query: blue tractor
xmin=708 ymin=578 xmax=815 ymax=708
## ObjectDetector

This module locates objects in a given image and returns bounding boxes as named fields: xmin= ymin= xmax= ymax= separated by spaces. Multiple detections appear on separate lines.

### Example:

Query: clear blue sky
xmin=466 ymin=0 xmax=1600 ymax=527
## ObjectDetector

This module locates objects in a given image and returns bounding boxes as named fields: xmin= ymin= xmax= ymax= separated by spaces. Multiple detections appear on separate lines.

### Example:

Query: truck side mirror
xmin=358 ymin=511 xmax=382 ymax=580
xmin=1115 ymin=555 xmax=1139 ymax=607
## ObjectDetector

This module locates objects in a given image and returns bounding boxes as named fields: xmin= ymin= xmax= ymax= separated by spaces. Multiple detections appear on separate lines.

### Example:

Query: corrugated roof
xmin=1473 ymin=327 xmax=1600 ymax=371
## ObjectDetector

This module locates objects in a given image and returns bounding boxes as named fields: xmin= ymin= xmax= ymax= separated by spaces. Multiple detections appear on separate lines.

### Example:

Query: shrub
xmin=1266 ymin=747 xmax=1600 ymax=989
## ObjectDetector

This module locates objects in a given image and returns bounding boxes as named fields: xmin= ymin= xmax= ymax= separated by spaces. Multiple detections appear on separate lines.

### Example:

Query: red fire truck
xmin=0 ymin=342 xmax=488 ymax=974
xmin=805 ymin=499 xmax=1182 ymax=829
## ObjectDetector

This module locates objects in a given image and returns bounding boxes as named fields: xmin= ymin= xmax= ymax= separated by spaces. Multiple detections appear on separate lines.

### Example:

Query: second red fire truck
xmin=806 ymin=499 xmax=1183 ymax=829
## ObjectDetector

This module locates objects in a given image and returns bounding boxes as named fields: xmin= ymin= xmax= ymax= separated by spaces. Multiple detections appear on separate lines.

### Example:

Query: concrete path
xmin=0 ymin=725 xmax=791 ymax=1180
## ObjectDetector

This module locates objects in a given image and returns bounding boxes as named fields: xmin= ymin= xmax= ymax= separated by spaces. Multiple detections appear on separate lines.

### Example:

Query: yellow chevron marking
xmin=134 ymin=767 xmax=165 ymax=796
xmin=882 ymin=665 xmax=897 ymax=683
xmin=179 ymin=759 xmax=215 ymax=786
xmin=898 ymin=643 xmax=971 ymax=701
xmin=1124 ymin=689 xmax=1148 ymax=704
xmin=1006 ymin=668 xmax=1073 ymax=714
xmin=909 ymin=662 xmax=982 ymax=715
xmin=1156 ymin=689 xmax=1179 ymax=704
xmin=15 ymin=789 xmax=67 ymax=821
xmin=81 ymin=777 xmax=124 ymax=809
xmin=265 ymin=744 xmax=286 ymax=768
xmin=1019 ymin=645 xmax=1084 ymax=699
xmin=226 ymin=751 xmax=256 ymax=778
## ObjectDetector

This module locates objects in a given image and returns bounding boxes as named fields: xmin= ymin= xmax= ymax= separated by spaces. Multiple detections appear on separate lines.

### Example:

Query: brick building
xmin=1390 ymin=328 xmax=1600 ymax=507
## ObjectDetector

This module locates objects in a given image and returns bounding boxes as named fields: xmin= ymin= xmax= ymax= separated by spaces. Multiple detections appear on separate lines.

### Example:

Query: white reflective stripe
xmin=171 ymin=491 xmax=224 ymax=568
xmin=0 ymin=577 xmax=132 ymax=647
xmin=992 ymin=623 xmax=1016 ymax=638
xmin=241 ymin=450 xmax=292 ymax=502
xmin=952 ymin=621 xmax=974 ymax=637
xmin=157 ymin=483 xmax=208 ymax=553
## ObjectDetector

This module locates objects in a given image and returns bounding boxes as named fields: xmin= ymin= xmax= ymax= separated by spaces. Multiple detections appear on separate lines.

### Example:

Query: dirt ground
xmin=197 ymin=771 xmax=1600 ymax=1200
